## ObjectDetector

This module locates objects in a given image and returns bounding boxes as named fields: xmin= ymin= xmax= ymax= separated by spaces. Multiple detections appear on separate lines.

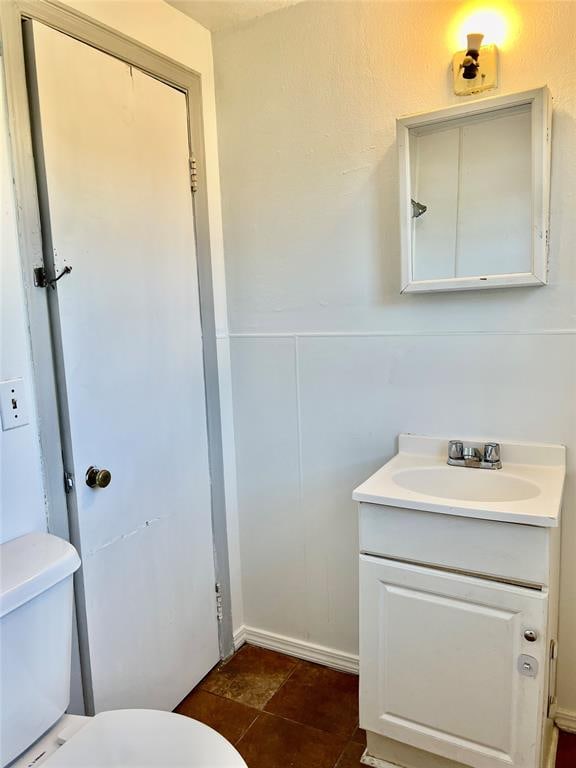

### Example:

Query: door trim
xmin=0 ymin=0 xmax=234 ymax=712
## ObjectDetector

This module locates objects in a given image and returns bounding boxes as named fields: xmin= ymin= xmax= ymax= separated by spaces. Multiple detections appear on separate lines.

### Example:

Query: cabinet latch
xmin=518 ymin=654 xmax=538 ymax=678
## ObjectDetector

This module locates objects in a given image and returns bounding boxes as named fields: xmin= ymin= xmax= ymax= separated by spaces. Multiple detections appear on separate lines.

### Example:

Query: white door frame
xmin=0 ymin=0 xmax=234 ymax=713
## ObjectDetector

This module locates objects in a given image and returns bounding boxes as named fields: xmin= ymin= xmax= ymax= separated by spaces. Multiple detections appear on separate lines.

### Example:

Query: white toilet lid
xmin=43 ymin=709 xmax=247 ymax=767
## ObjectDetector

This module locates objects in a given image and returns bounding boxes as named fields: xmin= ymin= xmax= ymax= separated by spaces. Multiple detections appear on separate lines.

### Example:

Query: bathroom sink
xmin=392 ymin=466 xmax=539 ymax=502
xmin=353 ymin=434 xmax=565 ymax=527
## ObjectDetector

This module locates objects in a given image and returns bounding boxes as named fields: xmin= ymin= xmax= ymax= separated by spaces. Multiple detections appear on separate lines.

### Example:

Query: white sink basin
xmin=353 ymin=434 xmax=565 ymax=527
xmin=392 ymin=466 xmax=540 ymax=503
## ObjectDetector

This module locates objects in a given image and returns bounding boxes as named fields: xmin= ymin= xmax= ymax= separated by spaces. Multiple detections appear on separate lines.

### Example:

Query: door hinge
xmin=64 ymin=471 xmax=74 ymax=494
xmin=189 ymin=155 xmax=198 ymax=194
xmin=550 ymin=639 xmax=557 ymax=660
xmin=215 ymin=582 xmax=223 ymax=622
xmin=547 ymin=639 xmax=558 ymax=718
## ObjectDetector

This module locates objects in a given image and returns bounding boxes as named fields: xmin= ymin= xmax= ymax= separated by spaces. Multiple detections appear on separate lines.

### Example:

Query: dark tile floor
xmin=175 ymin=644 xmax=364 ymax=768
xmin=557 ymin=729 xmax=576 ymax=768
xmin=175 ymin=643 xmax=575 ymax=768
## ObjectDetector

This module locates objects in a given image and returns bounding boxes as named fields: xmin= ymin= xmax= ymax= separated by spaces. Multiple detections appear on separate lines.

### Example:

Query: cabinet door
xmin=360 ymin=556 xmax=548 ymax=768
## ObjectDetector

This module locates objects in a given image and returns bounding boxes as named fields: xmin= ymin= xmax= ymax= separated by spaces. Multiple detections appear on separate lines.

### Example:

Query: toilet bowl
xmin=0 ymin=533 xmax=246 ymax=768
xmin=14 ymin=709 xmax=247 ymax=768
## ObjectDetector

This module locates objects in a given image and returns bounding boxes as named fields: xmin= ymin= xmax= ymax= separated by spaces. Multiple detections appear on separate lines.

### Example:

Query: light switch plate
xmin=0 ymin=378 xmax=29 ymax=430
xmin=452 ymin=44 xmax=498 ymax=96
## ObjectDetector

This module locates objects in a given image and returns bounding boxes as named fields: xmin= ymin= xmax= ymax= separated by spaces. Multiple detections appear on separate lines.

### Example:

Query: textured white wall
xmin=214 ymin=1 xmax=576 ymax=710
xmin=1 ymin=60 xmax=46 ymax=544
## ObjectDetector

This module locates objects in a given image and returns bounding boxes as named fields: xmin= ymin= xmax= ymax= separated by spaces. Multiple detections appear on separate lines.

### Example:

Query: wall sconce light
xmin=452 ymin=32 xmax=498 ymax=96
xmin=461 ymin=32 xmax=484 ymax=79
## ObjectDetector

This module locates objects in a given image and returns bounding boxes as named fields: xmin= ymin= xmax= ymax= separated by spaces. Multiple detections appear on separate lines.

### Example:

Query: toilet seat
xmin=42 ymin=709 xmax=247 ymax=767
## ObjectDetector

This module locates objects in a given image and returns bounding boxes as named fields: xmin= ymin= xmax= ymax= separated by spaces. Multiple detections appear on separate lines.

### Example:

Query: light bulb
xmin=466 ymin=32 xmax=485 ymax=52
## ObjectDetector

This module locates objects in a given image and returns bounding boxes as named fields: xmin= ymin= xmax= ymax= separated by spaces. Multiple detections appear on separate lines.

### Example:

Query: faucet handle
xmin=448 ymin=440 xmax=464 ymax=460
xmin=484 ymin=442 xmax=501 ymax=464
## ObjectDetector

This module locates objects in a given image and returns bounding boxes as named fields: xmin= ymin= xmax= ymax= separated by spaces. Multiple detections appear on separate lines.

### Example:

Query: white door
xmin=360 ymin=555 xmax=548 ymax=768
xmin=25 ymin=21 xmax=220 ymax=713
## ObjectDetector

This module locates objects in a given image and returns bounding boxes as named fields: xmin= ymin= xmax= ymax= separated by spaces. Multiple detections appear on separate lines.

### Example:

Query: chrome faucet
xmin=447 ymin=440 xmax=502 ymax=470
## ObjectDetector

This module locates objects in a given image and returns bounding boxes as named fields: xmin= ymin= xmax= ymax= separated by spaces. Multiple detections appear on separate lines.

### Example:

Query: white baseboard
xmin=233 ymin=625 xmax=247 ymax=651
xmin=360 ymin=749 xmax=398 ymax=768
xmin=232 ymin=624 xmax=359 ymax=674
xmin=545 ymin=727 xmax=559 ymax=768
xmin=556 ymin=707 xmax=576 ymax=734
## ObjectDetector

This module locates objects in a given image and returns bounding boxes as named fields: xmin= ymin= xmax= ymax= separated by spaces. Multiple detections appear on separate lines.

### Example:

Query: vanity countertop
xmin=353 ymin=434 xmax=565 ymax=527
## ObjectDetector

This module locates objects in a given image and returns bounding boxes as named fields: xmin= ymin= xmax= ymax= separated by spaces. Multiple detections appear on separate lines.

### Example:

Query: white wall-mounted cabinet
xmin=410 ymin=106 xmax=532 ymax=282
xmin=398 ymin=88 xmax=552 ymax=293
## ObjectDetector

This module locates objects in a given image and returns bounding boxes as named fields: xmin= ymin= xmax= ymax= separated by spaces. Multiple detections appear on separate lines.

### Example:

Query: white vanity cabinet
xmin=360 ymin=549 xmax=550 ymax=768
xmin=354 ymin=436 xmax=564 ymax=768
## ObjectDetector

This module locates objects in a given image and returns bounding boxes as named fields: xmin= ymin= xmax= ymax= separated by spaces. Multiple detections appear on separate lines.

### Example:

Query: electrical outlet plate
xmin=0 ymin=378 xmax=29 ymax=430
xmin=452 ymin=43 xmax=498 ymax=96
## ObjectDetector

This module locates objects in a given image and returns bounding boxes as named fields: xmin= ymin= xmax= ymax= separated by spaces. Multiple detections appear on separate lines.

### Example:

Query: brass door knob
xmin=86 ymin=466 xmax=112 ymax=488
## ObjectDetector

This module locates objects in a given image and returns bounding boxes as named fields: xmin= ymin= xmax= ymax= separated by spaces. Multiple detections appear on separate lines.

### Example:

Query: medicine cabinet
xmin=398 ymin=88 xmax=551 ymax=293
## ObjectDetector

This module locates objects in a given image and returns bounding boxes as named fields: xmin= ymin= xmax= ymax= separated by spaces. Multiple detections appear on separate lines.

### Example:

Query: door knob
xmin=86 ymin=466 xmax=112 ymax=488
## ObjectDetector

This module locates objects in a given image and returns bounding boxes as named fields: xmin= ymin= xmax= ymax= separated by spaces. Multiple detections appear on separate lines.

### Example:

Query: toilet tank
xmin=0 ymin=532 xmax=81 ymax=767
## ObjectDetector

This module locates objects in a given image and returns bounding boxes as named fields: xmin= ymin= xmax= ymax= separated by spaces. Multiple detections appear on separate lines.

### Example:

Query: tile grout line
xmin=258 ymin=656 xmax=306 ymax=710
xmin=185 ymin=685 xmax=260 ymax=713
xmin=238 ymin=707 xmax=355 ymax=746
xmin=244 ymin=706 xmax=358 ymax=742
xmin=199 ymin=666 xmax=358 ymax=742
xmin=196 ymin=645 xmax=301 ymax=709
xmin=260 ymin=657 xmax=361 ymax=742
xmin=193 ymin=646 xmax=361 ymax=757
xmin=332 ymin=738 xmax=352 ymax=768
xmin=191 ymin=698 xmax=360 ymax=756
xmin=184 ymin=691 xmax=359 ymax=762
xmin=233 ymin=709 xmax=261 ymax=747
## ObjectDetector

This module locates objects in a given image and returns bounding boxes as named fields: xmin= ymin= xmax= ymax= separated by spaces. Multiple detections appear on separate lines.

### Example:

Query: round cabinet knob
xmin=524 ymin=629 xmax=538 ymax=642
xmin=86 ymin=466 xmax=112 ymax=489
